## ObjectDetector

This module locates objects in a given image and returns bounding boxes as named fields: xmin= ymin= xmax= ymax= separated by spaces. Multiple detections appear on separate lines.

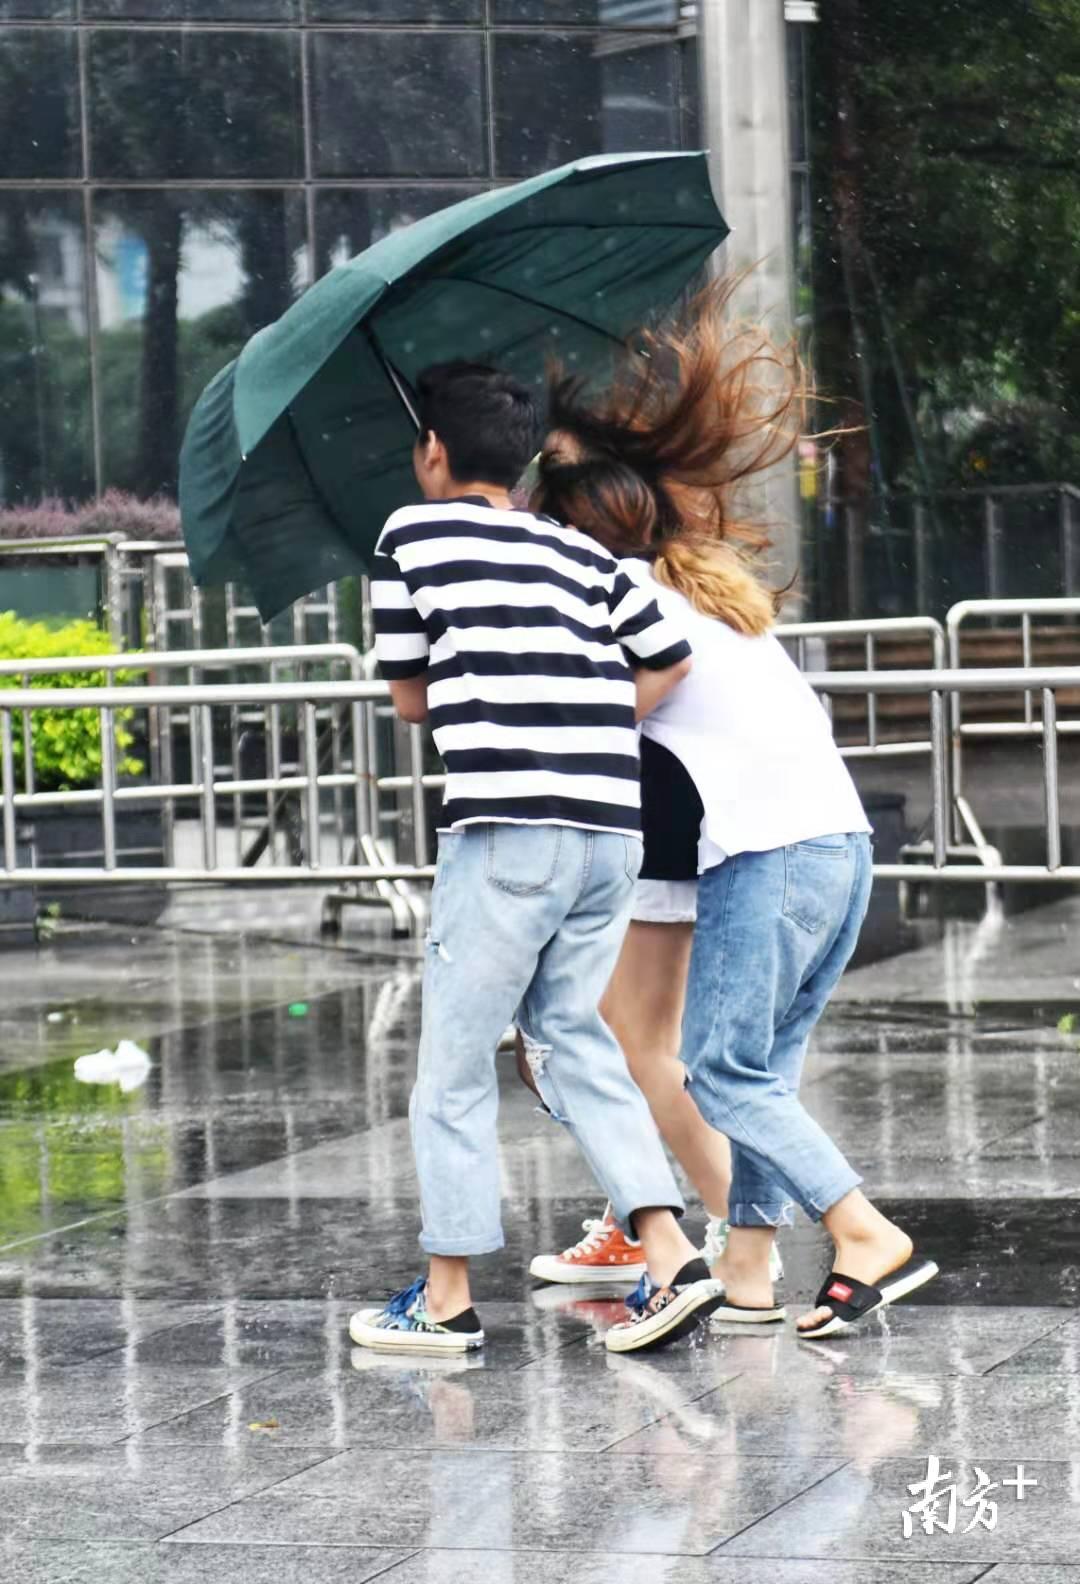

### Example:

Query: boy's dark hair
xmin=415 ymin=362 xmax=538 ymax=488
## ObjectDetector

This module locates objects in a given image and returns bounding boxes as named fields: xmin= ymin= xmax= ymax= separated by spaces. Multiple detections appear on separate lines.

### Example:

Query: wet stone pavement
xmin=1 ymin=906 xmax=1080 ymax=1582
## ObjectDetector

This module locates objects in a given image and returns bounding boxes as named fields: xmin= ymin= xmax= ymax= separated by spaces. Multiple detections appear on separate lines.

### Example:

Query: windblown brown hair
xmin=530 ymin=277 xmax=807 ymax=636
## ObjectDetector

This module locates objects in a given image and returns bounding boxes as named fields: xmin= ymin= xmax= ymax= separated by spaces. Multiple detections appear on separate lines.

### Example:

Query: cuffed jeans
xmin=412 ymin=822 xmax=684 ymax=1256
xmin=682 ymin=832 xmax=873 ymax=1227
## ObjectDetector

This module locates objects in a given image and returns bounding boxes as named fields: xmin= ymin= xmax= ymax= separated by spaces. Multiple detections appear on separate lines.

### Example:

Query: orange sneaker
xmin=529 ymin=1205 xmax=647 ymax=1285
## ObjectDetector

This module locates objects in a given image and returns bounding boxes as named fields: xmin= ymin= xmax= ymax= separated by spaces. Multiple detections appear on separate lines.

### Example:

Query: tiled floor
xmin=1 ymin=915 xmax=1079 ymax=1582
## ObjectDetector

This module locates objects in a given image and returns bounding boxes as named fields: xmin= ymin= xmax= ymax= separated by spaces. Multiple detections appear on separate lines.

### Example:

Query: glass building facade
xmin=0 ymin=2 xmax=702 ymax=506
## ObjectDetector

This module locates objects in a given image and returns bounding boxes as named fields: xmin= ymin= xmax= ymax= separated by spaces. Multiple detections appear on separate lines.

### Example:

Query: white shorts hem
xmin=630 ymin=877 xmax=698 ymax=925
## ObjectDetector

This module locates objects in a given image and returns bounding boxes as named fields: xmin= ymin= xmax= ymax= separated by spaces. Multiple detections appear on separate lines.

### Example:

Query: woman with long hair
xmin=526 ymin=281 xmax=937 ymax=1339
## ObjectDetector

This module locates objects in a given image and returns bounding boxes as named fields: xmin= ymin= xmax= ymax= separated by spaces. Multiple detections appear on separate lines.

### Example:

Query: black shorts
xmin=639 ymin=736 xmax=703 ymax=883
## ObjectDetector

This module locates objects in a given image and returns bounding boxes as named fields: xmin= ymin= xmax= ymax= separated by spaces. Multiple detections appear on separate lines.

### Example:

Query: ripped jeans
xmin=682 ymin=833 xmax=873 ymax=1228
xmin=411 ymin=822 xmax=684 ymax=1256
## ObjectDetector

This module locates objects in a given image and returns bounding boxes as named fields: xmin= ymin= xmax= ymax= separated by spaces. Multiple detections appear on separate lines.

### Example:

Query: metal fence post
xmin=99 ymin=706 xmax=117 ymax=870
xmin=985 ymin=496 xmax=1005 ymax=598
xmin=198 ymin=704 xmax=217 ymax=871
xmin=1042 ymin=689 xmax=1061 ymax=872
xmin=913 ymin=501 xmax=932 ymax=615
xmin=103 ymin=544 xmax=124 ymax=649
xmin=303 ymin=702 xmax=321 ymax=870
xmin=929 ymin=689 xmax=949 ymax=867
xmin=845 ymin=503 xmax=865 ymax=618
xmin=1 ymin=710 xmax=16 ymax=872
xmin=1062 ymin=490 xmax=1080 ymax=596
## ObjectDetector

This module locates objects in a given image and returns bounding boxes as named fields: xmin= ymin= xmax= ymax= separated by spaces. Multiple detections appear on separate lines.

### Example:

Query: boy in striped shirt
xmin=349 ymin=362 xmax=718 ymax=1356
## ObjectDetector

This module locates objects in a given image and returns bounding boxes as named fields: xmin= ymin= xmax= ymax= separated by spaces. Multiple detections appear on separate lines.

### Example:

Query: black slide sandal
xmin=711 ymin=1297 xmax=787 ymax=1325
xmin=798 ymin=1254 xmax=939 ymax=1340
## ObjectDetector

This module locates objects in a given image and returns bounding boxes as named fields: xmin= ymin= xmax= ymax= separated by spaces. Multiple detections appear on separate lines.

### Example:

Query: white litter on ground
xmin=73 ymin=1040 xmax=153 ymax=1094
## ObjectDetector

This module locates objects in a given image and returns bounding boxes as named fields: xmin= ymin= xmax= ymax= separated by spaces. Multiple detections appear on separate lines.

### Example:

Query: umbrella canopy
xmin=179 ymin=151 xmax=728 ymax=621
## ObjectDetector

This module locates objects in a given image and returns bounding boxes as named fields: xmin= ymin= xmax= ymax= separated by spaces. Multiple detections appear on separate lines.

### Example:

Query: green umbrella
xmin=179 ymin=151 xmax=728 ymax=621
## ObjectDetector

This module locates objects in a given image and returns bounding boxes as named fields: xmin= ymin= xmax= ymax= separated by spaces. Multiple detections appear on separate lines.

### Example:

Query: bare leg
xmin=426 ymin=1254 xmax=473 ymax=1321
xmin=632 ymin=1207 xmax=700 ymax=1287
xmin=516 ymin=1039 xmax=699 ymax=1285
xmin=601 ymin=921 xmax=732 ymax=1220
xmin=712 ymin=1226 xmax=778 ymax=1308
xmin=796 ymin=1190 xmax=913 ymax=1333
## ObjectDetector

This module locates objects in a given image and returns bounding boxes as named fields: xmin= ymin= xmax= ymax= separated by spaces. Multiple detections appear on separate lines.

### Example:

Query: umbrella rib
xmin=410 ymin=273 xmax=634 ymax=350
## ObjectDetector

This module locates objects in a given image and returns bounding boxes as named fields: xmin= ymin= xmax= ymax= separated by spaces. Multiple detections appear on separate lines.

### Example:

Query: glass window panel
xmin=679 ymin=30 xmax=700 ymax=146
xmin=86 ymin=1 xmax=297 ymax=15
xmin=308 ymin=1 xmax=480 ymax=18
xmin=0 ymin=193 xmax=94 ymax=503
xmin=494 ymin=1 xmax=679 ymax=21
xmin=311 ymin=30 xmax=486 ymax=178
xmin=0 ymin=2 xmax=73 ymax=15
xmin=88 ymin=30 xmax=303 ymax=180
xmin=315 ymin=187 xmax=484 ymax=276
xmin=494 ymin=33 xmax=683 ymax=179
xmin=0 ymin=28 xmax=80 ymax=179
xmin=94 ymin=190 xmax=308 ymax=496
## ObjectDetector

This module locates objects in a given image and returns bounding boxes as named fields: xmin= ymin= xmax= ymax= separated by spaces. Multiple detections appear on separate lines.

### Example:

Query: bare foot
xmin=706 ymin=1248 xmax=772 ymax=1311
xmin=796 ymin=1225 xmax=913 ymax=1334
xmin=634 ymin=1209 xmax=700 ymax=1288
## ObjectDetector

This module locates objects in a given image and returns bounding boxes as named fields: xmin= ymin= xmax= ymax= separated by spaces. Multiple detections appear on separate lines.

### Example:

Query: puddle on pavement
xmin=833 ymin=999 xmax=1080 ymax=1038
xmin=0 ymin=1053 xmax=170 ymax=1245
xmin=0 ymin=981 xmax=415 ymax=1249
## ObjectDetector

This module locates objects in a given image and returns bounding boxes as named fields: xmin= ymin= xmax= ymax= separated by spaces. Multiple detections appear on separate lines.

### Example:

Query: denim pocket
xmin=623 ymin=836 xmax=644 ymax=883
xmin=782 ymin=836 xmax=852 ymax=933
xmin=485 ymin=824 xmax=562 ymax=895
xmin=794 ymin=833 xmax=849 ymax=854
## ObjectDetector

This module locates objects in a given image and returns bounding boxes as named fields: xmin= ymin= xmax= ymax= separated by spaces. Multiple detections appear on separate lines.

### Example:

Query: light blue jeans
xmin=412 ymin=823 xmax=684 ymax=1256
xmin=682 ymin=832 xmax=873 ymax=1227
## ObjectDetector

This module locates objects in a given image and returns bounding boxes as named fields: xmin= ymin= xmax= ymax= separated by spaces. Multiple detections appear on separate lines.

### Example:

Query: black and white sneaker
xmin=604 ymin=1258 xmax=724 ymax=1353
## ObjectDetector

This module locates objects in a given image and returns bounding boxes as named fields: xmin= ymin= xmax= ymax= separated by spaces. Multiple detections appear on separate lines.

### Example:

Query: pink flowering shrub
xmin=0 ymin=492 xmax=181 ymax=544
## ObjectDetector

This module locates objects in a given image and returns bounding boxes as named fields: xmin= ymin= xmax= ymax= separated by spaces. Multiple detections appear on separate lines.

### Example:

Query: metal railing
xmin=945 ymin=598 xmax=1080 ymax=853
xmin=779 ymin=616 xmax=945 ymax=759
xmin=0 ymin=644 xmax=366 ymax=864
xmin=0 ymin=661 xmax=439 ymax=935
xmin=0 ymin=535 xmax=341 ymax=656
xmin=1 ymin=639 xmax=1079 ymax=934
xmin=805 ymin=665 xmax=1079 ymax=883
xmin=0 ymin=678 xmax=436 ymax=884
xmin=1 ymin=669 xmax=1078 ymax=892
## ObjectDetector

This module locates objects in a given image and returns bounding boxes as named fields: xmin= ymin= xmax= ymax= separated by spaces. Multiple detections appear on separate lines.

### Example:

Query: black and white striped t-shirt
xmin=371 ymin=498 xmax=692 ymax=836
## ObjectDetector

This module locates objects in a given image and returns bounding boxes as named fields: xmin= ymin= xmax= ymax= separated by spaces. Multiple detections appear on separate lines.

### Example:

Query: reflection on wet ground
xmin=1 ymin=915 xmax=1080 ymax=1580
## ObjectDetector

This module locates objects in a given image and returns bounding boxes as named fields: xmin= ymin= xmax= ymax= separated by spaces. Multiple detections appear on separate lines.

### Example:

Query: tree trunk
xmin=135 ymin=196 xmax=182 ymax=498
xmin=237 ymin=192 xmax=293 ymax=337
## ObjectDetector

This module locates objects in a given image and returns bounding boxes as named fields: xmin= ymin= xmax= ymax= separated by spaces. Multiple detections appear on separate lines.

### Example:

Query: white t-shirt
xmin=622 ymin=558 xmax=871 ymax=872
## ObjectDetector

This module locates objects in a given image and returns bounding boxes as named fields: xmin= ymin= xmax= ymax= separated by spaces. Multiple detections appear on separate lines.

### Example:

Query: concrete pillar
xmin=699 ymin=0 xmax=803 ymax=603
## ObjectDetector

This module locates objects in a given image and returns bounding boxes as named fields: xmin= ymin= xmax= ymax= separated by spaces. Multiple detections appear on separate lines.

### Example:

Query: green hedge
xmin=0 ymin=612 xmax=142 ymax=792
